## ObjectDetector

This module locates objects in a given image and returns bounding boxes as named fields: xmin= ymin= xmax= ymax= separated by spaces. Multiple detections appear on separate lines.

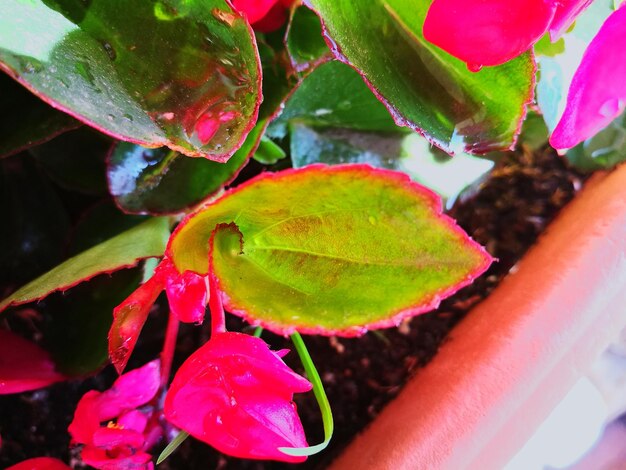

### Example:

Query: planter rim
xmin=330 ymin=163 xmax=626 ymax=470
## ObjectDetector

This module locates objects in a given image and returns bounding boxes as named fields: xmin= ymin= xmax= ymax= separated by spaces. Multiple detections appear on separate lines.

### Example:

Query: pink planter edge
xmin=330 ymin=163 xmax=626 ymax=470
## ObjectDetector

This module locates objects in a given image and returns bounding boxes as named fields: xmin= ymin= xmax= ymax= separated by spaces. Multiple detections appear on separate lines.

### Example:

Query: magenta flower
xmin=423 ymin=0 xmax=594 ymax=68
xmin=68 ymin=360 xmax=162 ymax=470
xmin=231 ymin=0 xmax=293 ymax=32
xmin=0 ymin=329 xmax=66 ymax=394
xmin=164 ymin=332 xmax=312 ymax=463
xmin=6 ymin=458 xmax=71 ymax=470
xmin=550 ymin=5 xmax=626 ymax=149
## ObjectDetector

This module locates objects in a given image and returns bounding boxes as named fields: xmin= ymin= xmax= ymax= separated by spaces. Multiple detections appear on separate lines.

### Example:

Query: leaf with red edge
xmin=0 ymin=217 xmax=169 ymax=313
xmin=0 ymin=0 xmax=261 ymax=161
xmin=550 ymin=4 xmax=626 ymax=149
xmin=0 ymin=329 xmax=66 ymax=394
xmin=168 ymin=165 xmax=492 ymax=336
xmin=306 ymin=0 xmax=536 ymax=154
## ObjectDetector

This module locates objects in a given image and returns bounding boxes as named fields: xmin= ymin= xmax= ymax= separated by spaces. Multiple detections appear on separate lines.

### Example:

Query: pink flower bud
xmin=164 ymin=332 xmax=312 ymax=463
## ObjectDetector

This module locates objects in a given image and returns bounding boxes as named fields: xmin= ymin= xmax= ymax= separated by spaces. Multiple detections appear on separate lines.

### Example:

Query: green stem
xmin=280 ymin=332 xmax=334 ymax=458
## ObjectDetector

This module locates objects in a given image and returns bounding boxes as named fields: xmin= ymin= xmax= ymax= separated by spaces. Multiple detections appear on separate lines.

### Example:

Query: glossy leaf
xmin=0 ymin=329 xmax=66 ymax=394
xmin=108 ymin=122 xmax=264 ymax=215
xmin=0 ymin=73 xmax=79 ymax=158
xmin=268 ymin=60 xmax=402 ymax=140
xmin=257 ymin=37 xmax=299 ymax=121
xmin=285 ymin=5 xmax=330 ymax=73
xmin=306 ymin=0 xmax=535 ymax=154
xmin=0 ymin=217 xmax=169 ymax=312
xmin=30 ymin=127 xmax=110 ymax=194
xmin=289 ymin=124 xmax=493 ymax=205
xmin=0 ymin=0 xmax=261 ymax=161
xmin=169 ymin=165 xmax=492 ymax=335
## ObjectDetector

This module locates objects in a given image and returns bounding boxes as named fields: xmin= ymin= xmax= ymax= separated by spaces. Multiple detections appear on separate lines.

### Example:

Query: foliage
xmin=1 ymin=0 xmax=625 ymax=467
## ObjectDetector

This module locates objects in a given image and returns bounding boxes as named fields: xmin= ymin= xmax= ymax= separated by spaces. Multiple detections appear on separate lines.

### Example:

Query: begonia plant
xmin=1 ymin=0 xmax=626 ymax=468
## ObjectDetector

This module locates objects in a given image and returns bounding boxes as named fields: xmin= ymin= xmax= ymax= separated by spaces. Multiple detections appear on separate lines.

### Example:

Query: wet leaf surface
xmin=170 ymin=165 xmax=492 ymax=335
xmin=307 ymin=0 xmax=535 ymax=154
xmin=0 ymin=0 xmax=261 ymax=160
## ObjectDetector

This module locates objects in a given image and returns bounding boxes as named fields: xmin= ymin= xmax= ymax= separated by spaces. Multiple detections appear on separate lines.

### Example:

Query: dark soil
xmin=0 ymin=145 xmax=585 ymax=469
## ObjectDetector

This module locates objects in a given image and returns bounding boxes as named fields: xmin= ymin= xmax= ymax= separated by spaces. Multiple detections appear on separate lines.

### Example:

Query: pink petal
xmin=164 ymin=332 xmax=311 ymax=463
xmin=81 ymin=446 xmax=153 ymax=470
xmin=68 ymin=390 xmax=102 ymax=445
xmin=161 ymin=259 xmax=207 ymax=324
xmin=550 ymin=5 xmax=626 ymax=149
xmin=423 ymin=0 xmax=555 ymax=68
xmin=98 ymin=360 xmax=160 ymax=421
xmin=117 ymin=410 xmax=149 ymax=434
xmin=92 ymin=427 xmax=145 ymax=449
xmin=230 ymin=0 xmax=279 ymax=24
xmin=0 ymin=329 xmax=65 ymax=394
xmin=549 ymin=0 xmax=594 ymax=40
xmin=5 ymin=457 xmax=72 ymax=470
xmin=109 ymin=274 xmax=164 ymax=374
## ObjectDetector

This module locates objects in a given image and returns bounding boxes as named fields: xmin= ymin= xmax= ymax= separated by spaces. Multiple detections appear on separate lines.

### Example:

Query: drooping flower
xmin=6 ymin=458 xmax=72 ymax=470
xmin=550 ymin=5 xmax=626 ymax=149
xmin=68 ymin=360 xmax=162 ymax=470
xmin=0 ymin=328 xmax=66 ymax=394
xmin=164 ymin=332 xmax=312 ymax=463
xmin=423 ymin=0 xmax=594 ymax=68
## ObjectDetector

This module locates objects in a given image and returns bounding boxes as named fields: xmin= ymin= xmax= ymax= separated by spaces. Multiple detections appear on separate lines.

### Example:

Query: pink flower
xmin=109 ymin=257 xmax=207 ymax=373
xmin=6 ymin=458 xmax=71 ymax=470
xmin=423 ymin=0 xmax=594 ymax=68
xmin=0 ymin=329 xmax=66 ymax=395
xmin=231 ymin=0 xmax=294 ymax=32
xmin=68 ymin=360 xmax=162 ymax=470
xmin=550 ymin=5 xmax=626 ymax=149
xmin=164 ymin=332 xmax=312 ymax=463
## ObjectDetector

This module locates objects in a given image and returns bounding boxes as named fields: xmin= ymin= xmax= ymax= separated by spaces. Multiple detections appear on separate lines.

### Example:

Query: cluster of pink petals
xmin=164 ymin=332 xmax=312 ymax=463
xmin=231 ymin=0 xmax=294 ymax=33
xmin=424 ymin=0 xmax=626 ymax=149
xmin=68 ymin=360 xmax=162 ymax=470
xmin=0 ymin=329 xmax=65 ymax=395
xmin=6 ymin=457 xmax=71 ymax=470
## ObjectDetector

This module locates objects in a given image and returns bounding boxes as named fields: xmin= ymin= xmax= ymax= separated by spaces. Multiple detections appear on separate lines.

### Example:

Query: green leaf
xmin=0 ymin=73 xmax=79 ymax=158
xmin=307 ymin=0 xmax=535 ymax=154
xmin=566 ymin=110 xmax=626 ymax=172
xmin=45 ymin=269 xmax=142 ymax=376
xmin=0 ymin=217 xmax=169 ymax=312
xmin=0 ymin=154 xmax=70 ymax=287
xmin=268 ymin=60 xmax=402 ymax=140
xmin=0 ymin=0 xmax=260 ymax=161
xmin=30 ymin=127 xmax=110 ymax=194
xmin=157 ymin=431 xmax=190 ymax=465
xmin=289 ymin=123 xmax=493 ymax=205
xmin=108 ymin=122 xmax=264 ymax=215
xmin=170 ymin=165 xmax=491 ymax=335
xmin=252 ymin=135 xmax=286 ymax=164
xmin=285 ymin=5 xmax=330 ymax=73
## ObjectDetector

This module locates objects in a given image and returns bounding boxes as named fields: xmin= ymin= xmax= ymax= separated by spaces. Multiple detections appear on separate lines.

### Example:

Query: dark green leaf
xmin=285 ymin=5 xmax=330 ymax=73
xmin=0 ymin=217 xmax=169 ymax=312
xmin=108 ymin=122 xmax=264 ymax=214
xmin=0 ymin=0 xmax=261 ymax=160
xmin=252 ymin=135 xmax=286 ymax=164
xmin=268 ymin=61 xmax=402 ymax=140
xmin=0 ymin=72 xmax=79 ymax=158
xmin=308 ymin=0 xmax=535 ymax=154
xmin=30 ymin=127 xmax=110 ymax=194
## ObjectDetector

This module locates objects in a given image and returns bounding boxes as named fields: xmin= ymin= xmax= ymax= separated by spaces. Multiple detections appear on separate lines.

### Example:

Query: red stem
xmin=160 ymin=312 xmax=180 ymax=387
xmin=209 ymin=272 xmax=226 ymax=334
